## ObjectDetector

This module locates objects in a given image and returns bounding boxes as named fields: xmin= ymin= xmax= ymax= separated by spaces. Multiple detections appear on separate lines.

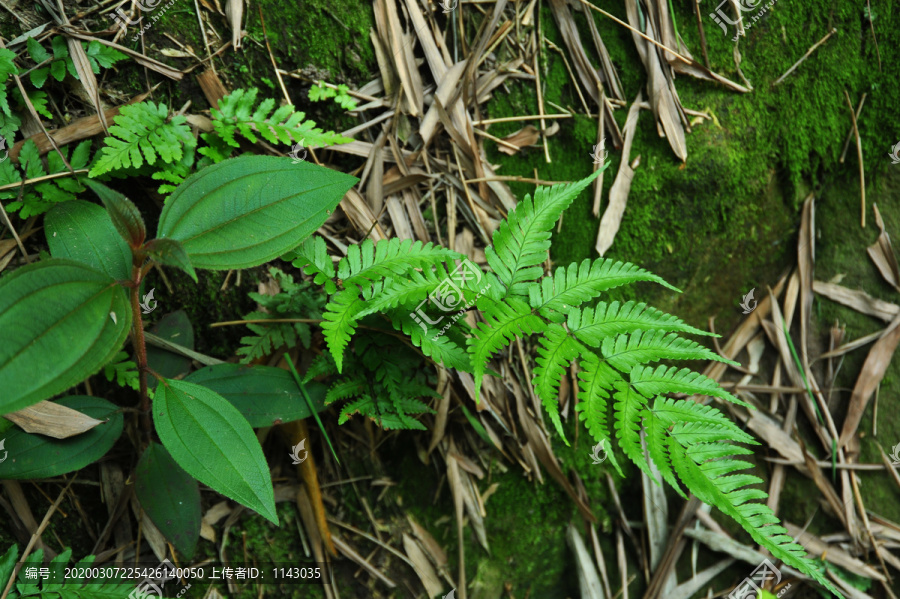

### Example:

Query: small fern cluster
xmin=0 ymin=139 xmax=92 ymax=217
xmin=291 ymin=168 xmax=837 ymax=593
xmin=236 ymin=267 xmax=325 ymax=363
xmin=0 ymin=544 xmax=131 ymax=598
xmin=89 ymin=87 xmax=353 ymax=193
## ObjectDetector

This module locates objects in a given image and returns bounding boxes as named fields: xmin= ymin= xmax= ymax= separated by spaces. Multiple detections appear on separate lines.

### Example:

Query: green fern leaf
xmin=357 ymin=263 xmax=452 ymax=317
xmin=601 ymin=330 xmax=736 ymax=373
xmin=321 ymin=286 xmax=366 ymax=372
xmin=574 ymin=353 xmax=625 ymax=474
xmin=211 ymin=87 xmax=353 ymax=148
xmin=567 ymin=301 xmax=711 ymax=345
xmin=532 ymin=259 xmax=680 ymax=315
xmin=325 ymin=377 xmax=365 ymax=404
xmin=629 ymin=364 xmax=747 ymax=406
xmin=390 ymin=311 xmax=472 ymax=371
xmin=485 ymin=169 xmax=602 ymax=296
xmin=667 ymin=438 xmax=840 ymax=594
xmin=338 ymin=238 xmax=462 ymax=286
xmin=468 ymin=297 xmax=545 ymax=400
xmin=648 ymin=395 xmax=756 ymax=444
xmin=533 ymin=323 xmax=584 ymax=442
xmin=89 ymin=102 xmax=194 ymax=176
xmin=645 ymin=405 xmax=685 ymax=497
xmin=290 ymin=236 xmax=337 ymax=294
xmin=612 ymin=380 xmax=652 ymax=476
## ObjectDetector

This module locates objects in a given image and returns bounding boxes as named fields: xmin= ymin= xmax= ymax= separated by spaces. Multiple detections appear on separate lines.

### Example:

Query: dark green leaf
xmin=0 ymin=259 xmax=131 ymax=414
xmin=146 ymin=310 xmax=194 ymax=387
xmin=29 ymin=66 xmax=49 ymax=89
xmin=184 ymin=364 xmax=327 ymax=427
xmin=50 ymin=59 xmax=66 ymax=82
xmin=154 ymin=379 xmax=278 ymax=524
xmin=83 ymin=179 xmax=146 ymax=249
xmin=144 ymin=237 xmax=197 ymax=282
xmin=135 ymin=442 xmax=201 ymax=559
xmin=157 ymin=155 xmax=357 ymax=270
xmin=0 ymin=396 xmax=123 ymax=478
xmin=45 ymin=200 xmax=132 ymax=281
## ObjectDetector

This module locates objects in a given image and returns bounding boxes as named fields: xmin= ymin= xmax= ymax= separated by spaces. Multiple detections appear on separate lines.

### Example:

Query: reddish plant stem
xmin=130 ymin=262 xmax=152 ymax=447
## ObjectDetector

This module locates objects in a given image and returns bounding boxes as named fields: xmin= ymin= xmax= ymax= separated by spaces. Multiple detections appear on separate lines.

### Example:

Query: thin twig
xmin=843 ymin=89 xmax=865 ymax=228
xmin=463 ymin=175 xmax=569 ymax=185
xmin=772 ymin=28 xmax=837 ymax=86
xmin=473 ymin=113 xmax=573 ymax=125
xmin=210 ymin=318 xmax=323 ymax=327
xmin=840 ymin=93 xmax=866 ymax=164
xmin=0 ymin=477 xmax=76 ymax=599
xmin=258 ymin=6 xmax=291 ymax=105
xmin=0 ymin=169 xmax=89 ymax=192
xmin=694 ymin=0 xmax=710 ymax=69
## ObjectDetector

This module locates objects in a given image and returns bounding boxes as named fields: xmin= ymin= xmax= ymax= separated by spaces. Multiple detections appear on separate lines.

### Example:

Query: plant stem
xmin=130 ymin=263 xmax=151 ymax=446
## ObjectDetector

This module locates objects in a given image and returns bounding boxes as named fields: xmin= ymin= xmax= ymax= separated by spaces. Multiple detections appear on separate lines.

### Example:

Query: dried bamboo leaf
xmin=838 ymin=313 xmax=900 ymax=450
xmin=224 ymin=0 xmax=243 ymax=48
xmin=596 ymin=93 xmax=641 ymax=256
xmin=497 ymin=125 xmax=540 ymax=155
xmin=3 ymin=400 xmax=104 ymax=438
xmin=813 ymin=281 xmax=900 ymax=322
xmin=867 ymin=204 xmax=900 ymax=292
xmin=784 ymin=522 xmax=886 ymax=581
xmin=402 ymin=533 xmax=443 ymax=598
xmin=567 ymin=523 xmax=606 ymax=599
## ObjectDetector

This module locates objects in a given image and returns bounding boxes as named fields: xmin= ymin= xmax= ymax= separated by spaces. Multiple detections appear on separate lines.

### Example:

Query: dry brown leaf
xmin=866 ymin=203 xmax=900 ymax=292
xmin=496 ymin=125 xmax=540 ymax=155
xmin=224 ymin=0 xmax=243 ymax=48
xmin=408 ymin=515 xmax=449 ymax=572
xmin=798 ymin=194 xmax=815 ymax=367
xmin=624 ymin=0 xmax=686 ymax=161
xmin=402 ymin=533 xmax=443 ymax=597
xmin=838 ymin=313 xmax=900 ymax=450
xmin=3 ymin=401 xmax=105 ymax=438
xmin=65 ymin=32 xmax=183 ymax=80
xmin=785 ymin=522 xmax=886 ymax=581
xmin=340 ymin=187 xmax=387 ymax=241
xmin=813 ymin=281 xmax=899 ymax=322
xmin=596 ymin=93 xmax=641 ymax=256
xmin=567 ymin=523 xmax=606 ymax=599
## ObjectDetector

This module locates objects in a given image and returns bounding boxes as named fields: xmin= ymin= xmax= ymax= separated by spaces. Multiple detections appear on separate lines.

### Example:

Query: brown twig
xmin=843 ymin=89 xmax=865 ymax=228
xmin=772 ymin=28 xmax=837 ymax=86
xmin=257 ymin=6 xmax=291 ymax=105
xmin=840 ymin=92 xmax=866 ymax=163
xmin=694 ymin=0 xmax=710 ymax=69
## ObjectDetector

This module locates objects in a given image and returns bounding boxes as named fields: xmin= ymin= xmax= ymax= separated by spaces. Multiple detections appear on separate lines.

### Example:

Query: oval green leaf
xmin=135 ymin=442 xmax=201 ymax=559
xmin=0 ymin=396 xmax=123 ymax=479
xmin=153 ymin=379 xmax=278 ymax=524
xmin=184 ymin=364 xmax=327 ymax=427
xmin=0 ymin=259 xmax=132 ymax=414
xmin=45 ymin=200 xmax=132 ymax=281
xmin=156 ymin=156 xmax=358 ymax=270
xmin=83 ymin=179 xmax=146 ymax=249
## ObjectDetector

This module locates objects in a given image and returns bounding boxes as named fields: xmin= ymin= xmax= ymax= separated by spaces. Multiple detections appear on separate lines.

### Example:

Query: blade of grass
xmin=286 ymin=357 xmax=341 ymax=467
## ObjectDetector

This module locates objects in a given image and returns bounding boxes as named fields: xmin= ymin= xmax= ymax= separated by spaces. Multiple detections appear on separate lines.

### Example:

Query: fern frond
xmin=648 ymin=395 xmax=756 ymax=444
xmin=485 ymin=169 xmax=602 ymax=296
xmin=533 ymin=323 xmax=584 ymax=441
xmin=237 ymin=317 xmax=301 ymax=363
xmin=601 ymin=330 xmax=735 ymax=373
xmin=645 ymin=406 xmax=684 ymax=496
xmin=290 ymin=236 xmax=337 ymax=294
xmin=567 ymin=301 xmax=711 ymax=346
xmin=357 ymin=264 xmax=452 ymax=317
xmin=321 ymin=287 xmax=367 ymax=373
xmin=211 ymin=88 xmax=353 ymax=148
xmin=468 ymin=297 xmax=544 ymax=400
xmin=629 ymin=364 xmax=747 ymax=406
xmin=575 ymin=353 xmax=624 ymax=476
xmin=89 ymin=102 xmax=194 ymax=176
xmin=303 ymin=352 xmax=337 ymax=384
xmin=325 ymin=377 xmax=365 ymax=404
xmin=612 ymin=381 xmax=652 ymax=476
xmin=667 ymin=437 xmax=839 ymax=594
xmin=390 ymin=311 xmax=471 ymax=371
xmin=338 ymin=238 xmax=462 ymax=286
xmin=533 ymin=259 xmax=680 ymax=315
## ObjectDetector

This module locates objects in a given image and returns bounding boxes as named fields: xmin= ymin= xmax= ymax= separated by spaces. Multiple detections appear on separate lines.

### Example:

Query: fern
xmin=300 ymin=166 xmax=841 ymax=594
xmin=0 ymin=546 xmax=131 ymax=598
xmin=209 ymin=87 xmax=353 ymax=149
xmin=1 ymin=139 xmax=92 ymax=217
xmin=89 ymin=102 xmax=194 ymax=176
